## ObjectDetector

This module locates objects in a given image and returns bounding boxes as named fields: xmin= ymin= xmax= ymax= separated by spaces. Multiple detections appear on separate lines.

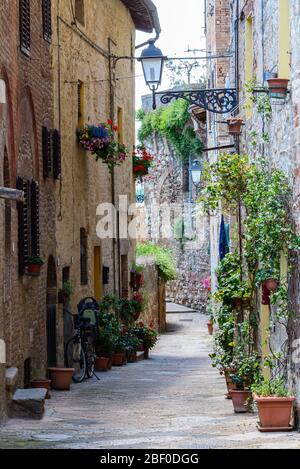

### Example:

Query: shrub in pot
xmin=255 ymin=268 xmax=279 ymax=292
xmin=226 ymin=117 xmax=244 ymax=136
xmin=27 ymin=256 xmax=44 ymax=275
xmin=112 ymin=336 xmax=127 ymax=366
xmin=48 ymin=368 xmax=74 ymax=390
xmin=94 ymin=332 xmax=115 ymax=371
xmin=132 ymin=322 xmax=158 ymax=359
xmin=123 ymin=333 xmax=141 ymax=363
xmin=252 ymin=378 xmax=295 ymax=430
xmin=229 ymin=351 xmax=261 ymax=413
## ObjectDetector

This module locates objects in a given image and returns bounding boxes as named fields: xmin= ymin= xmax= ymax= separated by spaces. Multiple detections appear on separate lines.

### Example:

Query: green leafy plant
xmin=28 ymin=256 xmax=45 ymax=265
xmin=136 ymin=243 xmax=177 ymax=282
xmin=132 ymin=322 xmax=158 ymax=350
xmin=137 ymin=99 xmax=203 ymax=161
xmin=251 ymin=378 xmax=291 ymax=397
xmin=61 ymin=280 xmax=74 ymax=299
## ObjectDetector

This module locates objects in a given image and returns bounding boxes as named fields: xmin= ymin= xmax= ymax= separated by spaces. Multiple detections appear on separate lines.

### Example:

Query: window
xmin=42 ymin=0 xmax=52 ymax=43
xmin=16 ymin=178 xmax=40 ymax=275
xmin=77 ymin=80 xmax=84 ymax=127
xmin=80 ymin=228 xmax=88 ymax=285
xmin=121 ymin=255 xmax=129 ymax=299
xmin=278 ymin=0 xmax=291 ymax=79
xmin=20 ymin=0 xmax=30 ymax=56
xmin=75 ymin=0 xmax=85 ymax=26
xmin=42 ymin=127 xmax=61 ymax=180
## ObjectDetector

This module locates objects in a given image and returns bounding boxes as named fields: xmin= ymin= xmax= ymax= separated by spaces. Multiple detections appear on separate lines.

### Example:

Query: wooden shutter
xmin=80 ymin=228 xmax=88 ymax=285
xmin=30 ymin=180 xmax=40 ymax=257
xmin=42 ymin=0 xmax=52 ymax=43
xmin=42 ymin=126 xmax=51 ymax=178
xmin=17 ymin=177 xmax=30 ymax=275
xmin=20 ymin=0 xmax=30 ymax=56
xmin=52 ymin=129 xmax=61 ymax=180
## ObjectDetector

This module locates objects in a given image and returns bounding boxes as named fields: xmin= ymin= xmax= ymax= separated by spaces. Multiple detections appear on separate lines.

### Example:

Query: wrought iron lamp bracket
xmin=153 ymin=88 xmax=237 ymax=113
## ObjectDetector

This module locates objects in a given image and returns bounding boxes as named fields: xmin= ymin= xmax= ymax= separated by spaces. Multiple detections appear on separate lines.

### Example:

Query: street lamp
xmin=139 ymin=40 xmax=166 ymax=109
xmin=191 ymin=160 xmax=202 ymax=187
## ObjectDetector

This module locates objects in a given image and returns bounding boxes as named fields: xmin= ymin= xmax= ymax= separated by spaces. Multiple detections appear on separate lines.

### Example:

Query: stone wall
xmin=0 ymin=0 xmax=55 ymax=420
xmin=140 ymin=127 xmax=210 ymax=312
xmin=136 ymin=256 xmax=166 ymax=333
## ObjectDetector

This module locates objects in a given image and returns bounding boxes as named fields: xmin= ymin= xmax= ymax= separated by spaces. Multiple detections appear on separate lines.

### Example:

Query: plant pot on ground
xmin=267 ymin=78 xmax=289 ymax=99
xmin=48 ymin=368 xmax=74 ymax=391
xmin=230 ymin=389 xmax=252 ymax=413
xmin=30 ymin=378 xmax=52 ymax=399
xmin=27 ymin=256 xmax=44 ymax=275
xmin=252 ymin=378 xmax=295 ymax=430
xmin=226 ymin=117 xmax=244 ymax=136
xmin=94 ymin=357 xmax=110 ymax=372
xmin=207 ymin=320 xmax=213 ymax=335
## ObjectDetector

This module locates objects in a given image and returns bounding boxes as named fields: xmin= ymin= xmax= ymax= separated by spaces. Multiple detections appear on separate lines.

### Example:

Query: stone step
xmin=11 ymin=388 xmax=47 ymax=419
xmin=136 ymin=351 xmax=145 ymax=361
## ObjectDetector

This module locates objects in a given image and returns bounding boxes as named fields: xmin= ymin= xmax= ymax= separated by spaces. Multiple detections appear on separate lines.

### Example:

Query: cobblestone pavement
xmin=0 ymin=308 xmax=299 ymax=449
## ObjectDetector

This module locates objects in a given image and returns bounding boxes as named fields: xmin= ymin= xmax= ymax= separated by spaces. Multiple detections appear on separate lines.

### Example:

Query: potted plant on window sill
xmin=27 ymin=256 xmax=45 ymax=275
xmin=58 ymin=281 xmax=74 ymax=304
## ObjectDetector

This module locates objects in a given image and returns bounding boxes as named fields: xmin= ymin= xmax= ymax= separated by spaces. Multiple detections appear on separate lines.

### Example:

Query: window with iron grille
xmin=80 ymin=228 xmax=88 ymax=285
xmin=20 ymin=0 xmax=30 ymax=56
xmin=42 ymin=0 xmax=52 ymax=43
xmin=17 ymin=177 xmax=40 ymax=275
xmin=42 ymin=126 xmax=52 ymax=178
xmin=42 ymin=127 xmax=61 ymax=180
xmin=52 ymin=129 xmax=61 ymax=180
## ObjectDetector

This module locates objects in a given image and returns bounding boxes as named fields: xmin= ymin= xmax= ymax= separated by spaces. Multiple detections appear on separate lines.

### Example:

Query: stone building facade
xmin=0 ymin=0 xmax=159 ymax=422
xmin=139 ymin=97 xmax=210 ymax=312
xmin=206 ymin=0 xmax=300 ymax=424
xmin=0 ymin=0 xmax=56 ymax=420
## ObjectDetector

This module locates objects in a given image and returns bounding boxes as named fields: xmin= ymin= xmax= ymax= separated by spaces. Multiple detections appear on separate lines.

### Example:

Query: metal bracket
xmin=154 ymin=88 xmax=237 ymax=113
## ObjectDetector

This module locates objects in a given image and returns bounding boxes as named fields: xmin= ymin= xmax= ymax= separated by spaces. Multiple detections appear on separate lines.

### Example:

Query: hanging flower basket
xmin=267 ymin=78 xmax=289 ymax=99
xmin=133 ymin=145 xmax=154 ymax=180
xmin=77 ymin=120 xmax=128 ymax=173
xmin=226 ymin=117 xmax=244 ymax=136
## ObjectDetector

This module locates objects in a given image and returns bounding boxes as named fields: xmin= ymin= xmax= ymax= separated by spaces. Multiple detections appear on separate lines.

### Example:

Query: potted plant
xmin=27 ymin=256 xmax=44 ymax=275
xmin=48 ymin=367 xmax=74 ymax=391
xmin=58 ymin=280 xmax=74 ymax=304
xmin=94 ymin=332 xmax=114 ymax=372
xmin=255 ymin=268 xmax=279 ymax=292
xmin=226 ymin=117 xmax=244 ymax=136
xmin=133 ymin=145 xmax=154 ymax=180
xmin=115 ymin=298 xmax=136 ymax=325
xmin=131 ymin=292 xmax=146 ymax=321
xmin=267 ymin=78 xmax=289 ymax=99
xmin=132 ymin=322 xmax=158 ymax=359
xmin=77 ymin=121 xmax=128 ymax=174
xmin=252 ymin=377 xmax=295 ymax=430
xmin=130 ymin=263 xmax=145 ymax=291
xmin=30 ymin=377 xmax=52 ymax=399
xmin=112 ymin=336 xmax=127 ymax=366
xmin=123 ymin=332 xmax=141 ymax=363
xmin=229 ymin=352 xmax=261 ymax=413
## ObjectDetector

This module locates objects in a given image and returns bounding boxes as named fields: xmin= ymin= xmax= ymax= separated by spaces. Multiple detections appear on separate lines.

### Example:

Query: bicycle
xmin=64 ymin=300 xmax=99 ymax=383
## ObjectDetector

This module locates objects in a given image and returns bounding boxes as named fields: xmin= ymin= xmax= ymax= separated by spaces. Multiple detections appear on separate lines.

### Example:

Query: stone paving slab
xmin=0 ymin=310 xmax=299 ymax=449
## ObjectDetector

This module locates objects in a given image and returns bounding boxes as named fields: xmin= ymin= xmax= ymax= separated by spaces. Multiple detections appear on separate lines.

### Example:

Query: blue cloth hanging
xmin=219 ymin=215 xmax=229 ymax=260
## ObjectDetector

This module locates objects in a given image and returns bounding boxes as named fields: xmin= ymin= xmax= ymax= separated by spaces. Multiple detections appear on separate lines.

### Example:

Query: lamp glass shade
xmin=191 ymin=161 xmax=202 ymax=186
xmin=139 ymin=41 xmax=165 ymax=89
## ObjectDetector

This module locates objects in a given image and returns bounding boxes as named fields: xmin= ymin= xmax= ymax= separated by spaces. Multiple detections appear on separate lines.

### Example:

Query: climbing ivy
xmin=137 ymin=99 xmax=203 ymax=161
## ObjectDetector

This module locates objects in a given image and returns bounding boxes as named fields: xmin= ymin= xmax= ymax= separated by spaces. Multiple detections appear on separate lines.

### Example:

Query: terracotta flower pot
xmin=224 ymin=368 xmax=237 ymax=396
xmin=48 ymin=367 xmax=74 ymax=391
xmin=207 ymin=321 xmax=213 ymax=335
xmin=230 ymin=390 xmax=252 ymax=413
xmin=267 ymin=78 xmax=289 ymax=98
xmin=94 ymin=356 xmax=109 ymax=372
xmin=227 ymin=118 xmax=244 ymax=136
xmin=232 ymin=297 xmax=243 ymax=308
xmin=30 ymin=378 xmax=51 ymax=399
xmin=112 ymin=353 xmax=125 ymax=366
xmin=127 ymin=351 xmax=137 ymax=363
xmin=262 ymin=278 xmax=278 ymax=292
xmin=254 ymin=394 xmax=295 ymax=428
xmin=28 ymin=263 xmax=41 ymax=275
xmin=143 ymin=348 xmax=149 ymax=359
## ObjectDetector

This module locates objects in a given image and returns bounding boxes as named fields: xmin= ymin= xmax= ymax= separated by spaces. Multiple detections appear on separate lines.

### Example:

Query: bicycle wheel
xmin=65 ymin=337 xmax=86 ymax=383
xmin=86 ymin=341 xmax=95 ymax=379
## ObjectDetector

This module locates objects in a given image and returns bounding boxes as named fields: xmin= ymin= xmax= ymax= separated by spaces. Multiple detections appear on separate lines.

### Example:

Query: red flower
xmin=107 ymin=119 xmax=113 ymax=126
xmin=113 ymin=125 xmax=118 ymax=132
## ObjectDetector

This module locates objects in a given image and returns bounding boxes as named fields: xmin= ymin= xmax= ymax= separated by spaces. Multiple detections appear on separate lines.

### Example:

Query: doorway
xmin=94 ymin=246 xmax=102 ymax=301
xmin=46 ymin=256 xmax=57 ymax=367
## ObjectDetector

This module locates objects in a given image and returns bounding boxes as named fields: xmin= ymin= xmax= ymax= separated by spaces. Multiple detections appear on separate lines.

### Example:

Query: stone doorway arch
xmin=46 ymin=256 xmax=57 ymax=368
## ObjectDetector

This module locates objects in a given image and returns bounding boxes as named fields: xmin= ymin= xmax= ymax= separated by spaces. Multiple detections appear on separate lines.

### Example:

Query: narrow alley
xmin=0 ymin=306 xmax=299 ymax=450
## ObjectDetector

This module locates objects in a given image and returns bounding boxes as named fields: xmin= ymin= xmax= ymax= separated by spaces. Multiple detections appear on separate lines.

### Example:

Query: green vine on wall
xmin=137 ymin=99 xmax=204 ymax=161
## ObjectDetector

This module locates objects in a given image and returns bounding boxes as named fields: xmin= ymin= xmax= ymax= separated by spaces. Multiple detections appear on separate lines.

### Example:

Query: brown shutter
xmin=42 ymin=126 xmax=52 ymax=178
xmin=52 ymin=129 xmax=61 ymax=180
xmin=30 ymin=180 xmax=40 ymax=257
xmin=42 ymin=0 xmax=52 ymax=43
xmin=17 ymin=177 xmax=30 ymax=275
xmin=20 ymin=0 xmax=30 ymax=56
